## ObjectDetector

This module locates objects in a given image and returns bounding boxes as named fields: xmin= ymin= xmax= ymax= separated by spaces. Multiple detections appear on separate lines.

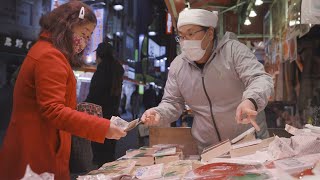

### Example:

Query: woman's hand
xmin=105 ymin=122 xmax=127 ymax=140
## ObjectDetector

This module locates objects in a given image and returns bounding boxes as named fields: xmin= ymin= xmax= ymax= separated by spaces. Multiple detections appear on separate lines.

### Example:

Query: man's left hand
xmin=235 ymin=99 xmax=260 ymax=131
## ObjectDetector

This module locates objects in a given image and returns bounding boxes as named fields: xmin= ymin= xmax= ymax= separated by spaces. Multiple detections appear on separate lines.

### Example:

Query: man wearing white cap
xmin=141 ymin=9 xmax=274 ymax=152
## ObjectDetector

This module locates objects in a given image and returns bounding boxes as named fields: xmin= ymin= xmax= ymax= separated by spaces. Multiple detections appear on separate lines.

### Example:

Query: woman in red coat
xmin=0 ymin=2 xmax=126 ymax=179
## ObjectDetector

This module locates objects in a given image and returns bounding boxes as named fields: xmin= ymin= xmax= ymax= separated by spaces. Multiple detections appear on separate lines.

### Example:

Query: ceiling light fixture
xmin=113 ymin=4 xmax=123 ymax=11
xmin=249 ymin=9 xmax=257 ymax=17
xmin=244 ymin=17 xmax=251 ymax=25
xmin=148 ymin=31 xmax=156 ymax=36
xmin=255 ymin=0 xmax=263 ymax=6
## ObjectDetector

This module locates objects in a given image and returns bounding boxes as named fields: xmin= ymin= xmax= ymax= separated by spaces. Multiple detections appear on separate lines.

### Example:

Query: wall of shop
xmin=0 ymin=0 xmax=50 ymax=40
xmin=0 ymin=0 xmax=50 ymax=84
xmin=0 ymin=0 xmax=51 ymax=146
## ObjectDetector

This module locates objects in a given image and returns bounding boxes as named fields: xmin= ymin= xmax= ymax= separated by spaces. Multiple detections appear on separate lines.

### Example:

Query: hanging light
xmin=107 ymin=33 xmax=113 ymax=39
xmin=116 ymin=32 xmax=122 ymax=36
xmin=244 ymin=17 xmax=251 ymax=25
xmin=113 ymin=4 xmax=123 ymax=11
xmin=289 ymin=20 xmax=296 ymax=26
xmin=249 ymin=9 xmax=257 ymax=17
xmin=148 ymin=18 xmax=158 ymax=36
xmin=148 ymin=31 xmax=156 ymax=36
xmin=113 ymin=1 xmax=123 ymax=11
xmin=186 ymin=2 xmax=190 ymax=8
xmin=255 ymin=0 xmax=263 ymax=6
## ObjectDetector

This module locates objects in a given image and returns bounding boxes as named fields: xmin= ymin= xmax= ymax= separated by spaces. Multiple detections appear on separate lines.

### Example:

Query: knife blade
xmin=124 ymin=117 xmax=143 ymax=132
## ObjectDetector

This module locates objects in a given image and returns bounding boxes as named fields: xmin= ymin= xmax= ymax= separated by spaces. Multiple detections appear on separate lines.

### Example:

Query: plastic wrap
xmin=21 ymin=165 xmax=54 ymax=180
xmin=183 ymin=162 xmax=272 ymax=180
xmin=268 ymin=125 xmax=320 ymax=159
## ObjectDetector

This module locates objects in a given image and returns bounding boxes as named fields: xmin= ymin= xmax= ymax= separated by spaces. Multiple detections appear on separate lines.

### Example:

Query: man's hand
xmin=235 ymin=99 xmax=260 ymax=131
xmin=141 ymin=108 xmax=160 ymax=126
xmin=105 ymin=123 xmax=127 ymax=140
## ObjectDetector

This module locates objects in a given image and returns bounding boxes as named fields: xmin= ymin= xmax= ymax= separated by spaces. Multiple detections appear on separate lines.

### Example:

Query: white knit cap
xmin=177 ymin=9 xmax=218 ymax=29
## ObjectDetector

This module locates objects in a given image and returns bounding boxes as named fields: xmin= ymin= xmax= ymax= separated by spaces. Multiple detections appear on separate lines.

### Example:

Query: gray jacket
xmin=154 ymin=32 xmax=274 ymax=151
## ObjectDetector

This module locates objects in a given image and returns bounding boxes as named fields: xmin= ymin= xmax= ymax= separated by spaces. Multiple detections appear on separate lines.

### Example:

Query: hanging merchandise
xmin=282 ymin=30 xmax=298 ymax=62
xmin=275 ymin=59 xmax=284 ymax=101
xmin=287 ymin=0 xmax=312 ymax=39
xmin=282 ymin=31 xmax=290 ymax=62
xmin=270 ymin=0 xmax=287 ymax=36
xmin=299 ymin=24 xmax=312 ymax=38
xmin=288 ymin=37 xmax=297 ymax=62
xmin=263 ymin=11 xmax=272 ymax=57
xmin=270 ymin=38 xmax=281 ymax=64
xmin=287 ymin=0 xmax=301 ymax=39
xmin=284 ymin=61 xmax=295 ymax=102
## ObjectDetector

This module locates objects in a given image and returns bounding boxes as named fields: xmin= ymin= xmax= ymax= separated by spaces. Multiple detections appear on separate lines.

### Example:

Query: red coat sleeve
xmin=34 ymin=49 xmax=109 ymax=143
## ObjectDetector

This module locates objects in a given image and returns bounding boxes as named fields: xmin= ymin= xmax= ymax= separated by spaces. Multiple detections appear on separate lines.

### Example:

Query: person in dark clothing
xmin=130 ymin=86 xmax=141 ymax=119
xmin=143 ymin=85 xmax=157 ymax=109
xmin=120 ymin=93 xmax=127 ymax=114
xmin=0 ymin=64 xmax=17 ymax=147
xmin=156 ymin=89 xmax=164 ymax=105
xmin=85 ymin=40 xmax=124 ymax=167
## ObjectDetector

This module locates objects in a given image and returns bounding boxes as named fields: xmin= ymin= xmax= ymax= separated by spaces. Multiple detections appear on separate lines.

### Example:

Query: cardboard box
xmin=231 ymin=127 xmax=256 ymax=144
xmin=235 ymin=131 xmax=256 ymax=144
xmin=150 ymin=127 xmax=199 ymax=156
xmin=201 ymin=139 xmax=232 ymax=162
xmin=230 ymin=137 xmax=275 ymax=158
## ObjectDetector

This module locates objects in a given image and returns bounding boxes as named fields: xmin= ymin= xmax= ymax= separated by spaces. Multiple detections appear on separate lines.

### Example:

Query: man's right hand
xmin=105 ymin=123 xmax=127 ymax=140
xmin=141 ymin=108 xmax=160 ymax=126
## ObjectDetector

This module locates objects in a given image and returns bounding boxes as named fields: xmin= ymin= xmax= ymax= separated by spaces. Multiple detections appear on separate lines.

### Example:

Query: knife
xmin=124 ymin=117 xmax=143 ymax=132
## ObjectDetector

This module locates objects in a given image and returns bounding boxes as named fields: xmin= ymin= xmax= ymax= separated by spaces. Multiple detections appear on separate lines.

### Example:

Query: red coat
xmin=0 ymin=33 xmax=110 ymax=180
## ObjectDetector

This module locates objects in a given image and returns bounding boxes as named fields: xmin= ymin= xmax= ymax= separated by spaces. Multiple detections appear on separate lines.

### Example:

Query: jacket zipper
xmin=200 ymin=53 xmax=222 ymax=142
xmin=201 ymin=73 xmax=222 ymax=141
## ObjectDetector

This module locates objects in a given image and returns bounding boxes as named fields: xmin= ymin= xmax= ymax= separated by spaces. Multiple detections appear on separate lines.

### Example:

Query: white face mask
xmin=180 ymin=31 xmax=210 ymax=61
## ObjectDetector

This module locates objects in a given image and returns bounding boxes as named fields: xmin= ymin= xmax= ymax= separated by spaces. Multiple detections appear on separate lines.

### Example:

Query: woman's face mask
xmin=180 ymin=30 xmax=210 ymax=61
xmin=72 ymin=23 xmax=96 ymax=54
xmin=72 ymin=33 xmax=87 ymax=54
